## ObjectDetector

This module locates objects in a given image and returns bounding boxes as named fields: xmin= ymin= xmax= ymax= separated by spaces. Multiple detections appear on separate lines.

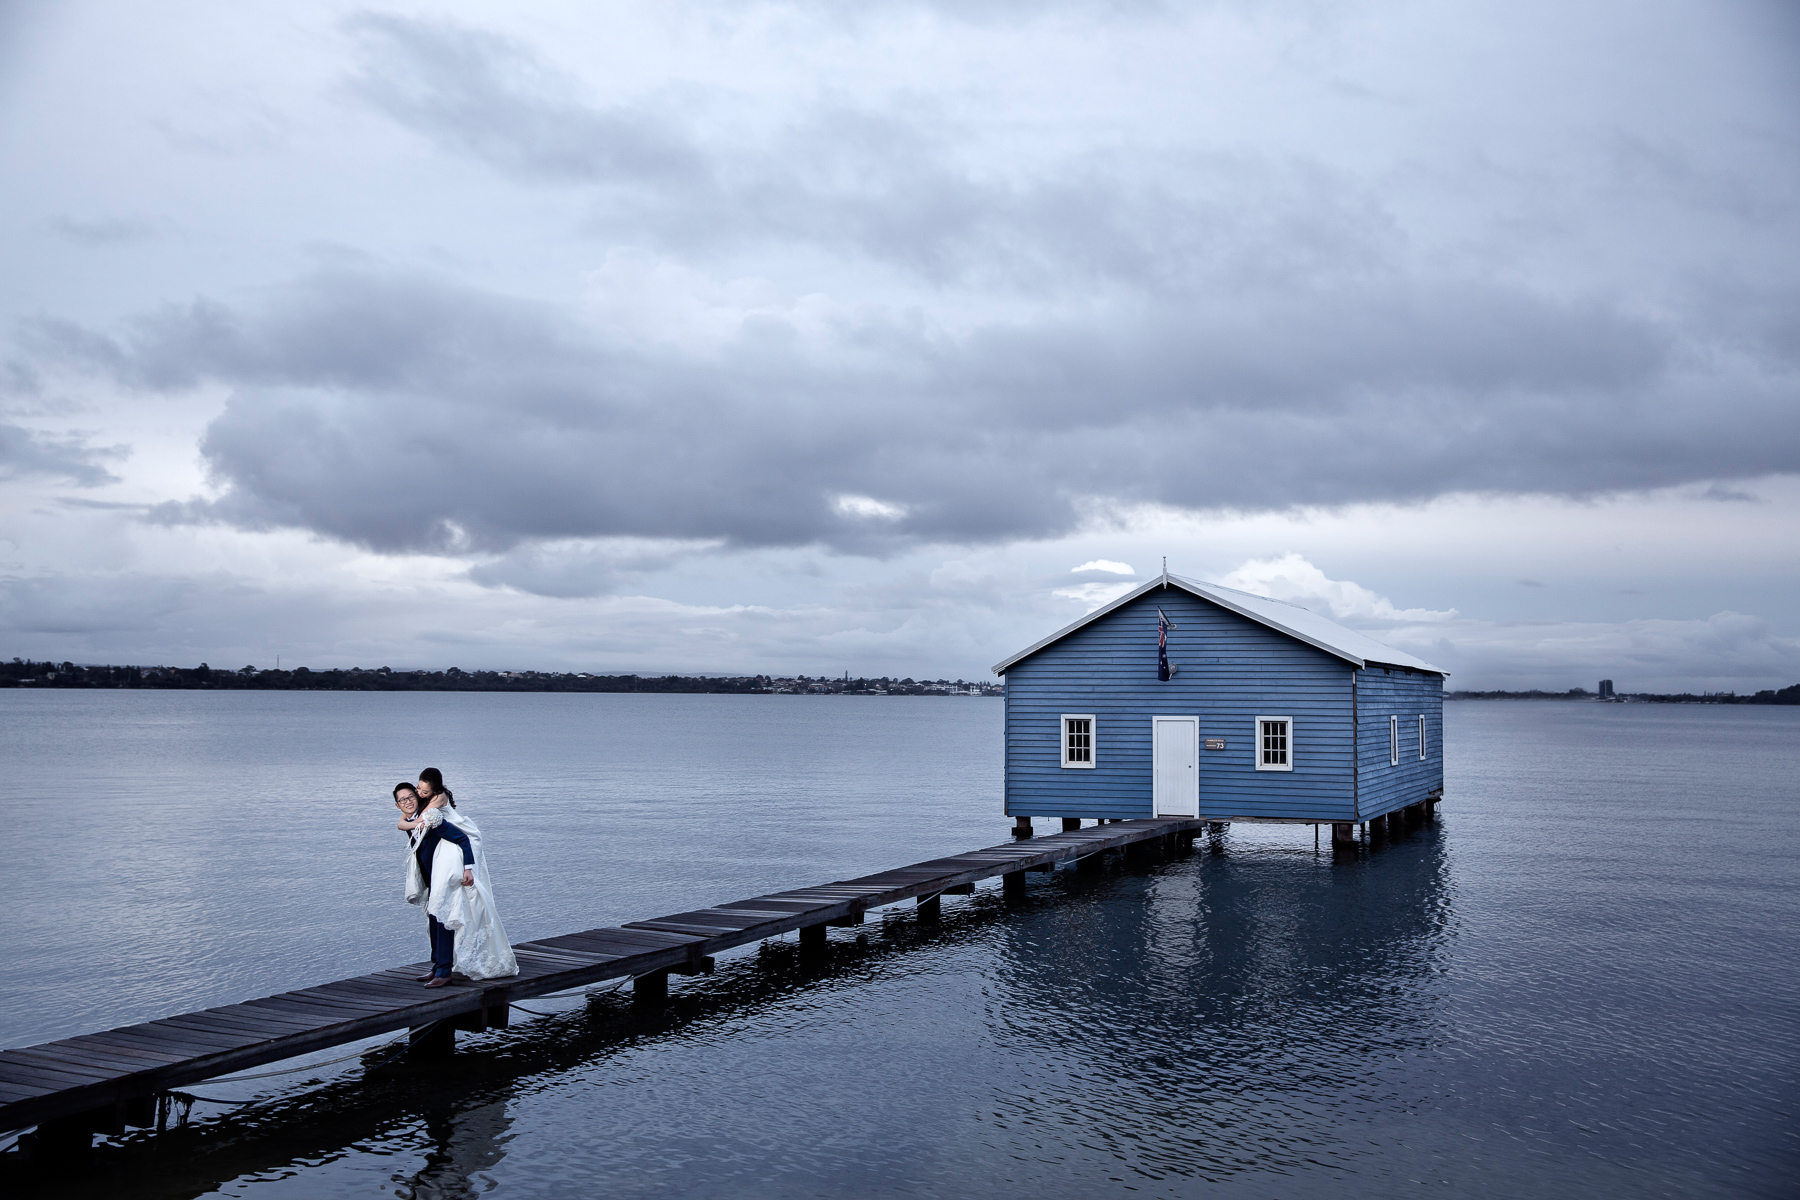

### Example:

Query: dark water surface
xmin=2 ymin=693 xmax=1795 ymax=1198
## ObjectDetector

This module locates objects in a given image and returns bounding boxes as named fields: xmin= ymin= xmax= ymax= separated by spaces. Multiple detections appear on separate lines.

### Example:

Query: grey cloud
xmin=50 ymin=216 xmax=158 ymax=246
xmin=346 ymin=14 xmax=1342 ymax=289
xmin=346 ymin=15 xmax=707 ymax=188
xmin=0 ymin=423 xmax=124 ymax=486
xmin=29 ymin=262 xmax=1799 ymax=560
xmin=1700 ymin=483 xmax=1760 ymax=502
xmin=466 ymin=540 xmax=716 ymax=598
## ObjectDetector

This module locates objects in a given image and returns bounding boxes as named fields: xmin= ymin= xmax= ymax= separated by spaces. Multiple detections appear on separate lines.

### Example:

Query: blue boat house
xmin=993 ymin=571 xmax=1446 ymax=846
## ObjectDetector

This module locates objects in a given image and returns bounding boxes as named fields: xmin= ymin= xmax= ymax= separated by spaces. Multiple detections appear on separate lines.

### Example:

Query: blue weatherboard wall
xmin=1000 ymin=587 xmax=1445 ymax=822
xmin=1003 ymin=589 xmax=1360 ymax=822
xmin=1353 ymin=667 xmax=1444 ymax=819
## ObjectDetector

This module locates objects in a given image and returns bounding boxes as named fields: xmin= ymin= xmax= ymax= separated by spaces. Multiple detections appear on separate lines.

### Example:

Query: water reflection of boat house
xmin=993 ymin=572 xmax=1446 ymax=845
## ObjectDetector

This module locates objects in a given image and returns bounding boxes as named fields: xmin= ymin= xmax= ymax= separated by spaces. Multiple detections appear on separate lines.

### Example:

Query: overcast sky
xmin=2 ymin=0 xmax=1796 ymax=691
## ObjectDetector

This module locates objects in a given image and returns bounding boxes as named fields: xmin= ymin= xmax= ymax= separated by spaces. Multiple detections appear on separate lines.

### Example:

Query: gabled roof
xmin=992 ymin=572 xmax=1448 ymax=676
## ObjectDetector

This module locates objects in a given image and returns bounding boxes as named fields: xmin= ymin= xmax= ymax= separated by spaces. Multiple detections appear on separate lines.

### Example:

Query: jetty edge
xmin=1 ymin=816 xmax=1205 ymax=1148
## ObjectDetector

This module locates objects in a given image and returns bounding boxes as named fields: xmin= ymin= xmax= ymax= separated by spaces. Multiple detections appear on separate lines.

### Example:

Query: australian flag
xmin=1157 ymin=608 xmax=1175 ymax=681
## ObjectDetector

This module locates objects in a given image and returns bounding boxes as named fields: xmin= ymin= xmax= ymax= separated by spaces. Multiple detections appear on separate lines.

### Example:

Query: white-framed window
xmin=1061 ymin=714 xmax=1096 ymax=769
xmin=1390 ymin=715 xmax=1399 ymax=766
xmin=1254 ymin=716 xmax=1293 ymax=772
xmin=1418 ymin=714 xmax=1427 ymax=761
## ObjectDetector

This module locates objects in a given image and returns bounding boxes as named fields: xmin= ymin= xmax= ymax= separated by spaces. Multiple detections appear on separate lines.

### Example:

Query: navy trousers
xmin=427 ymin=913 xmax=455 ymax=978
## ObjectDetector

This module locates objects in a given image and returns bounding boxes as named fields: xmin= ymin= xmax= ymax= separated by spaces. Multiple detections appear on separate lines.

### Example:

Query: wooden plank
xmin=525 ymin=935 xmax=623 ymax=960
xmin=48 ymin=1036 xmax=189 ymax=1068
xmin=512 ymin=948 xmax=604 ymax=967
xmin=59 ymin=1032 xmax=195 ymax=1065
xmin=7 ymin=1043 xmax=166 ymax=1076
xmin=291 ymin=983 xmax=410 ymax=1006
xmin=0 ymin=1050 xmax=124 ymax=1082
xmin=514 ymin=945 xmax=615 ymax=964
xmin=182 ymin=1005 xmax=336 ymax=1033
xmin=72 ymin=1021 xmax=253 ymax=1057
xmin=283 ymin=989 xmax=409 ymax=1013
xmin=250 ymin=993 xmax=390 ymax=1021
xmin=0 ymin=1056 xmax=115 ymax=1091
xmin=588 ymin=926 xmax=708 ymax=946
xmin=107 ymin=1022 xmax=261 ymax=1052
xmin=160 ymin=1012 xmax=315 ymax=1042
xmin=204 ymin=1004 xmax=341 ymax=1031
xmin=715 ymin=900 xmax=830 ymax=914
xmin=645 ymin=910 xmax=777 ymax=931
xmin=245 ymin=996 xmax=395 ymax=1023
xmin=320 ymin=974 xmax=435 ymax=996
xmin=623 ymin=919 xmax=741 ymax=937
xmin=703 ymin=907 xmax=810 ymax=922
xmin=579 ymin=924 xmax=700 ymax=942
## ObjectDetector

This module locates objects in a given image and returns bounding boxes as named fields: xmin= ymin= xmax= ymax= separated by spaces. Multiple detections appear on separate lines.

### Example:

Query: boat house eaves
xmin=992 ymin=572 xmax=1447 ymax=677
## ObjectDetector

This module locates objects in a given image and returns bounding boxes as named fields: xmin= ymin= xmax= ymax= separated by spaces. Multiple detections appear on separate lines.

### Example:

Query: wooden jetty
xmin=1 ymin=817 xmax=1205 ymax=1147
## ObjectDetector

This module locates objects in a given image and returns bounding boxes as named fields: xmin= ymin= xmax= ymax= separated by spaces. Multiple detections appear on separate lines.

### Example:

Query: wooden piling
xmin=408 ymin=1021 xmax=456 ymax=1057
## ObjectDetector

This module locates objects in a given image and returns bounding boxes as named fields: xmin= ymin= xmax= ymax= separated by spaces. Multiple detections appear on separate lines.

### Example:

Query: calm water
xmin=1 ymin=692 xmax=1795 ymax=1198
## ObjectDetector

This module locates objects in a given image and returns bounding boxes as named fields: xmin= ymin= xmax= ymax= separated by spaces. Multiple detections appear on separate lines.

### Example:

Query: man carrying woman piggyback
xmin=392 ymin=767 xmax=517 ymax=986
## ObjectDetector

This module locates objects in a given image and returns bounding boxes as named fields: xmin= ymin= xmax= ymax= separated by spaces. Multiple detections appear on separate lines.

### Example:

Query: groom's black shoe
xmin=423 ymin=975 xmax=452 ymax=988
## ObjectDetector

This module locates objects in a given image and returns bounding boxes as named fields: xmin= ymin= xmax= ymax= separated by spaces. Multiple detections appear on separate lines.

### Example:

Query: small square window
xmin=1390 ymin=715 xmax=1399 ymax=766
xmin=1254 ymin=716 xmax=1293 ymax=772
xmin=1418 ymin=714 xmax=1427 ymax=761
xmin=1061 ymin=715 xmax=1096 ymax=769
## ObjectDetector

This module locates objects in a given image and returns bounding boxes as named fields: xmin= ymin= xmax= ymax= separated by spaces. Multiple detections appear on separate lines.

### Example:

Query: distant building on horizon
xmin=1599 ymin=679 xmax=1616 ymax=700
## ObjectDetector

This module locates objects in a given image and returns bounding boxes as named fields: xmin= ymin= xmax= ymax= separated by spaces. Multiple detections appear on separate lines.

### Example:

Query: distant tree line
xmin=0 ymin=659 xmax=1001 ymax=697
xmin=1447 ymin=685 xmax=1800 ymax=705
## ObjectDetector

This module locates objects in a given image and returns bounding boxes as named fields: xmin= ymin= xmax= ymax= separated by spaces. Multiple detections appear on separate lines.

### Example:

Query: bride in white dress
xmin=402 ymin=772 xmax=518 ymax=980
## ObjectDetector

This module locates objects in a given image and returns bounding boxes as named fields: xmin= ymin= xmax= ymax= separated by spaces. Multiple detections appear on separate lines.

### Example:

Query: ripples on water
xmin=2 ymin=693 xmax=1795 ymax=1198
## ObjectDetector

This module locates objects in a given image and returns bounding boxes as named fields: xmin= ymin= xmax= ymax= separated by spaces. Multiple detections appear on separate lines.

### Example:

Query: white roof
xmin=992 ymin=572 xmax=1447 ymax=676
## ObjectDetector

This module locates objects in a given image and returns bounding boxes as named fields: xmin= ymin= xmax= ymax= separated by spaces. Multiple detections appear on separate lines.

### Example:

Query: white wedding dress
xmin=405 ymin=804 xmax=519 ymax=979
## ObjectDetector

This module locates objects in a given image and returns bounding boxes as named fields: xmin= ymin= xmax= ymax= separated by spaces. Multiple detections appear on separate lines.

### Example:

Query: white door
xmin=1152 ymin=716 xmax=1199 ymax=817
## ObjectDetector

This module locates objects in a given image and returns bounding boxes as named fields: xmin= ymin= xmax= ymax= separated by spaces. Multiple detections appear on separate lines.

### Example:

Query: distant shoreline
xmin=1448 ymin=687 xmax=1799 ymax=705
xmin=7 ymin=660 xmax=1790 ymax=704
xmin=0 ymin=659 xmax=1001 ymax=697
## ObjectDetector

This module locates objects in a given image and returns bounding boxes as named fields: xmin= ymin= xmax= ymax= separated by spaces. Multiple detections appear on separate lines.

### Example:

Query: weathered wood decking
xmin=0 ymin=817 xmax=1205 ymax=1139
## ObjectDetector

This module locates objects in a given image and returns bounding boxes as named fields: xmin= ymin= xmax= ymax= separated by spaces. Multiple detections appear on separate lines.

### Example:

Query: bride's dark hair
xmin=418 ymin=766 xmax=455 ymax=806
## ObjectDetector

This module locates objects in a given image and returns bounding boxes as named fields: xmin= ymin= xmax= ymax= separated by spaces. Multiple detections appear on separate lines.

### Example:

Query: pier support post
xmin=799 ymin=923 xmax=828 ymax=952
xmin=1003 ymin=870 xmax=1026 ymax=898
xmin=916 ymin=893 xmax=941 ymax=920
xmin=1062 ymin=817 xmax=1082 ymax=832
xmin=1331 ymin=822 xmax=1356 ymax=849
xmin=1369 ymin=814 xmax=1387 ymax=840
xmin=408 ymin=1021 xmax=456 ymax=1057
xmin=29 ymin=1099 xmax=134 ymax=1157
xmin=633 ymin=969 xmax=670 ymax=1005
xmin=1013 ymin=816 xmax=1033 ymax=839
